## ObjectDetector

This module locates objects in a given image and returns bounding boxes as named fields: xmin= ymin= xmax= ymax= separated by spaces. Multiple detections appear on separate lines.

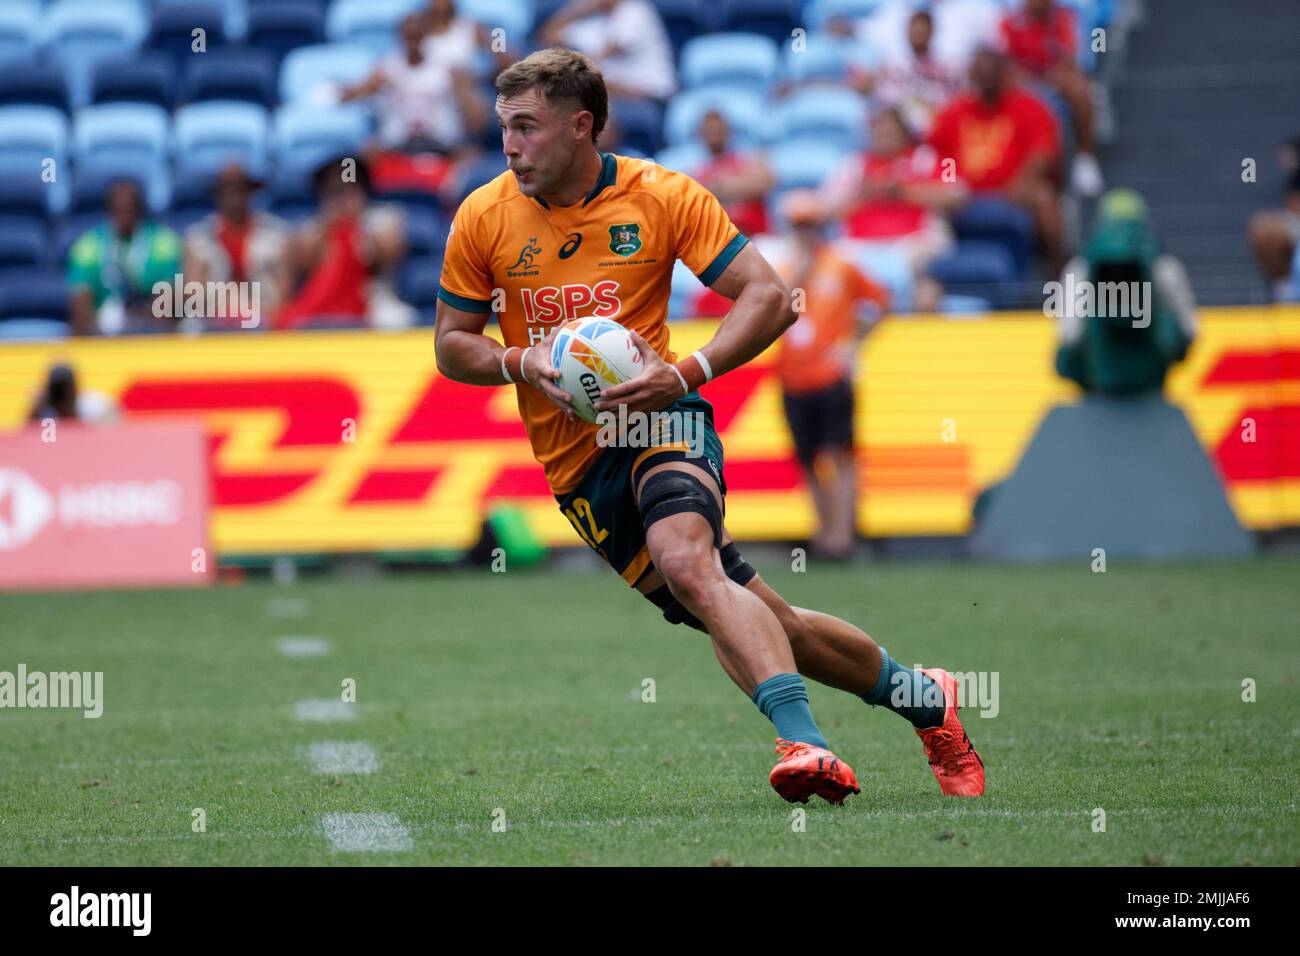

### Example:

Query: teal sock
xmin=752 ymin=673 xmax=829 ymax=749
xmin=861 ymin=647 xmax=945 ymax=729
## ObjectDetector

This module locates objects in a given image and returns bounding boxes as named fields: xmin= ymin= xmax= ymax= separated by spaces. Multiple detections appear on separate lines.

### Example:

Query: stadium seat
xmin=719 ymin=0 xmax=800 ymax=47
xmin=272 ymin=103 xmax=371 ymax=174
xmin=0 ymin=61 xmax=72 ymax=113
xmin=90 ymin=53 xmax=176 ymax=109
xmin=265 ymin=168 xmax=316 ymax=222
xmin=652 ymin=143 xmax=708 ymax=175
xmin=245 ymin=2 xmax=325 ymax=66
xmin=41 ymin=0 xmax=149 ymax=108
xmin=652 ymin=0 xmax=719 ymax=59
xmin=457 ymin=0 xmax=534 ymax=39
xmin=767 ymin=140 xmax=842 ymax=190
xmin=278 ymin=43 xmax=377 ymax=103
xmin=609 ymin=98 xmax=664 ymax=157
xmin=679 ymin=33 xmax=781 ymax=91
xmin=325 ymin=0 xmax=421 ymax=55
xmin=174 ymin=101 xmax=271 ymax=177
xmin=399 ymin=255 xmax=443 ymax=326
xmin=768 ymin=87 xmax=867 ymax=150
xmin=0 ymin=221 xmax=47 ymax=270
xmin=72 ymin=103 xmax=171 ymax=174
xmin=181 ymin=47 xmax=278 ymax=107
xmin=146 ymin=2 xmax=229 ymax=68
xmin=0 ymin=2 xmax=39 ymax=65
xmin=0 ymin=177 xmax=55 ymax=226
xmin=834 ymin=239 xmax=914 ymax=310
xmin=0 ymin=106 xmax=70 ymax=173
xmin=803 ymin=0 xmax=889 ymax=30
xmin=403 ymin=210 xmax=446 ymax=259
xmin=0 ymin=318 xmax=69 ymax=340
xmin=663 ymin=87 xmax=768 ymax=148
xmin=456 ymin=153 xmax=508 ymax=204
xmin=951 ymin=197 xmax=1036 ymax=279
xmin=155 ymin=0 xmax=249 ymax=43
xmin=0 ymin=269 xmax=70 ymax=322
xmin=782 ymin=33 xmax=857 ymax=86
xmin=166 ymin=168 xmax=218 ymax=232
xmin=926 ymin=241 xmax=1018 ymax=306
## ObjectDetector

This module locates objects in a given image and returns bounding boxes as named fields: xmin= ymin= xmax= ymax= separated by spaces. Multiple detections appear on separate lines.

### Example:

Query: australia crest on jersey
xmin=607 ymin=223 xmax=642 ymax=258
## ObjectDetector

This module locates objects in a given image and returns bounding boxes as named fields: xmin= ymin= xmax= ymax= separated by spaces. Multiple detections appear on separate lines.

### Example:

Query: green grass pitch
xmin=2 ymin=557 xmax=1297 ymax=866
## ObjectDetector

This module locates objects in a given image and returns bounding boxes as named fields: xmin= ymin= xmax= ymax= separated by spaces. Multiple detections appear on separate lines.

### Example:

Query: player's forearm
xmin=435 ymin=329 xmax=511 ymax=386
xmin=684 ymin=280 xmax=795 ymax=386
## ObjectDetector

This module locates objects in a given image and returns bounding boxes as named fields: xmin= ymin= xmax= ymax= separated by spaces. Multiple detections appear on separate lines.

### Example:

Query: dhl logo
xmin=1 ymin=312 xmax=1296 ymax=551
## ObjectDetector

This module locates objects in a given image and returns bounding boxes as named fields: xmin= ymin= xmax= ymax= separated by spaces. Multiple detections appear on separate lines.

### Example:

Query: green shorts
xmin=554 ymin=392 xmax=726 ymax=586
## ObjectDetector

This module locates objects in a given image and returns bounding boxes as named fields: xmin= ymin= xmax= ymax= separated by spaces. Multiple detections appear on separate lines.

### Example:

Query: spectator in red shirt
xmin=689 ymin=110 xmax=775 ymax=238
xmin=1001 ymin=0 xmax=1103 ymax=197
xmin=929 ymin=46 xmax=1066 ymax=269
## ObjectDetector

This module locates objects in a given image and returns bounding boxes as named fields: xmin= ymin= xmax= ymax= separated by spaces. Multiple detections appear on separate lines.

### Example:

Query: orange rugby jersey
xmin=438 ymin=152 xmax=747 ymax=494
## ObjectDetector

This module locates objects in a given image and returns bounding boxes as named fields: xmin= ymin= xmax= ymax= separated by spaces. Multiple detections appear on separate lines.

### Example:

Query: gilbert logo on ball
xmin=550 ymin=318 xmax=642 ymax=423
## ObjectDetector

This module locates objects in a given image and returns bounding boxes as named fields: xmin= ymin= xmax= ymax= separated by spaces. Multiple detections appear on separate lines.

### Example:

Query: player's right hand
xmin=522 ymin=327 xmax=576 ymax=421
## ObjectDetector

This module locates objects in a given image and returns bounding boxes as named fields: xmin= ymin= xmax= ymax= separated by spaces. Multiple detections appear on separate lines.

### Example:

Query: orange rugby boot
xmin=914 ymin=667 xmax=985 ymax=797
xmin=769 ymin=738 xmax=861 ymax=806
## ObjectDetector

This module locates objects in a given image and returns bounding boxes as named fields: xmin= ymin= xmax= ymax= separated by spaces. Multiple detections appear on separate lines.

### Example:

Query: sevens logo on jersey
xmin=520 ymin=280 xmax=621 ymax=324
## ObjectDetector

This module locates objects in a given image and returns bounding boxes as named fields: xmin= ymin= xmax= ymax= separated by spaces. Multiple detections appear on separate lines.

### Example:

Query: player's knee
xmin=656 ymin=543 xmax=724 ymax=615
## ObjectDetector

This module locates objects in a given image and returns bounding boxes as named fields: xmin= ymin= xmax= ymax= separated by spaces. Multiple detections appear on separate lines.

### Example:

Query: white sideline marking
xmin=293 ymin=699 xmax=356 ymax=722
xmin=275 ymin=636 xmax=331 ymax=658
xmin=267 ymin=598 xmax=309 ymax=619
xmin=322 ymin=813 xmax=414 ymax=852
xmin=306 ymin=741 xmax=377 ymax=774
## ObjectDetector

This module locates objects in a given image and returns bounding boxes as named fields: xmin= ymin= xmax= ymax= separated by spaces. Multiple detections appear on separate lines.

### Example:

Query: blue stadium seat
xmin=278 ymin=43 xmax=377 ymax=103
xmin=719 ymin=0 xmax=800 ymax=47
xmin=456 ymin=153 xmax=508 ymax=204
xmin=609 ymin=98 xmax=664 ymax=157
xmin=146 ymin=2 xmax=229 ymax=68
xmin=272 ymin=103 xmax=371 ymax=173
xmin=325 ymin=0 xmax=421 ymax=55
xmin=0 ymin=269 xmax=70 ymax=322
xmin=90 ymin=53 xmax=175 ymax=109
xmin=951 ymin=197 xmax=1035 ymax=279
xmin=663 ymin=87 xmax=768 ymax=147
xmin=266 ymin=168 xmax=316 ymax=222
xmin=651 ymin=0 xmax=719 ymax=59
xmin=156 ymin=0 xmax=249 ymax=43
xmin=803 ymin=0 xmax=889 ymax=30
xmin=782 ymin=33 xmax=857 ymax=86
xmin=835 ymin=239 xmax=914 ymax=310
xmin=403 ymin=210 xmax=446 ymax=259
xmin=766 ymin=140 xmax=842 ymax=190
xmin=400 ymin=255 xmax=443 ymax=326
xmin=0 ymin=2 xmax=39 ymax=65
xmin=769 ymin=87 xmax=867 ymax=150
xmin=72 ymin=103 xmax=171 ymax=174
xmin=0 ymin=61 xmax=72 ymax=113
xmin=41 ymin=0 xmax=148 ymax=108
xmin=926 ymin=240 xmax=1018 ymax=306
xmin=246 ymin=2 xmax=325 ymax=66
xmin=0 ymin=106 xmax=70 ymax=172
xmin=679 ymin=33 xmax=781 ymax=91
xmin=458 ymin=0 xmax=534 ymax=39
xmin=181 ymin=47 xmax=277 ymax=107
xmin=166 ymin=167 xmax=218 ymax=232
xmin=651 ymin=143 xmax=708 ymax=175
xmin=174 ymin=101 xmax=271 ymax=177
xmin=0 ymin=177 xmax=55 ymax=226
xmin=0 ymin=318 xmax=70 ymax=340
xmin=0 ymin=221 xmax=47 ymax=270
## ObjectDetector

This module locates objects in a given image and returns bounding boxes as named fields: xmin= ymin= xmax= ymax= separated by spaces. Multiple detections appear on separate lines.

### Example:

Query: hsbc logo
xmin=0 ymin=467 xmax=182 ymax=551
xmin=0 ymin=468 xmax=54 ymax=550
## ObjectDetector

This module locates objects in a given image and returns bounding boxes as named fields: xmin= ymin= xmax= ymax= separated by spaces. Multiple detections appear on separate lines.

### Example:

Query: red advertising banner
xmin=0 ymin=422 xmax=211 ymax=591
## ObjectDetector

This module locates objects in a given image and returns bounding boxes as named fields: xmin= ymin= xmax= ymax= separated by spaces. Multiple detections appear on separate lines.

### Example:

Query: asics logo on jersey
xmin=509 ymin=237 xmax=542 ymax=270
xmin=558 ymin=233 xmax=583 ymax=259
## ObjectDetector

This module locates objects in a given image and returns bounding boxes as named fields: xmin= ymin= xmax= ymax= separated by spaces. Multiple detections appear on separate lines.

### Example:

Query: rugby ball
xmin=549 ymin=318 xmax=643 ymax=424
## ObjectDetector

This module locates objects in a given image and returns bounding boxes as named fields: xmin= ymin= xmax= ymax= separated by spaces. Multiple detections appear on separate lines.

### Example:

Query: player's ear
xmin=572 ymin=109 xmax=594 ymax=143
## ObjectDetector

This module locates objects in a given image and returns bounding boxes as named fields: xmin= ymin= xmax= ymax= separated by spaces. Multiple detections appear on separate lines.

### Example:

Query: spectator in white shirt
xmin=540 ymin=0 xmax=677 ymax=103
xmin=834 ymin=0 xmax=1001 ymax=75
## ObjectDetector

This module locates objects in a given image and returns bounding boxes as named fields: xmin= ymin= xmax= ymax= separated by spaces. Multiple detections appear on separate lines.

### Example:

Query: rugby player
xmin=434 ymin=48 xmax=984 ymax=803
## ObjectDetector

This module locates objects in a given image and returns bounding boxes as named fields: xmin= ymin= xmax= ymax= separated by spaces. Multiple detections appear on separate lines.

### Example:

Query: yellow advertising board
xmin=1 ymin=307 xmax=1296 ymax=553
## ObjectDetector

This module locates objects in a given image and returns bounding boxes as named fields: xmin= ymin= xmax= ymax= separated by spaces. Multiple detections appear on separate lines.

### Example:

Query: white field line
xmin=305 ymin=741 xmax=378 ymax=774
xmin=293 ymin=699 xmax=356 ymax=722
xmin=321 ymin=813 xmax=413 ymax=852
xmin=275 ymin=637 xmax=331 ymax=658
xmin=267 ymin=598 xmax=309 ymax=619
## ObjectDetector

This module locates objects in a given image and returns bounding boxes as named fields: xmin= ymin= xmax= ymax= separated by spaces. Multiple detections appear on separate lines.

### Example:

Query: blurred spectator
xmin=1247 ymin=140 xmax=1300 ymax=302
xmin=929 ymin=47 xmax=1066 ymax=269
xmin=1056 ymin=189 xmax=1196 ymax=395
xmin=1000 ymin=0 xmax=1103 ymax=197
xmin=423 ymin=0 xmax=514 ymax=77
xmin=278 ymin=158 xmax=412 ymax=330
xmin=342 ymin=13 xmax=487 ymax=156
xmin=183 ymin=164 xmax=291 ymax=331
xmin=688 ymin=110 xmax=774 ymax=238
xmin=67 ymin=180 xmax=182 ymax=336
xmin=26 ymin=364 xmax=117 ymax=424
xmin=822 ymin=106 xmax=965 ymax=306
xmin=856 ymin=10 xmax=965 ymax=137
xmin=774 ymin=191 xmax=890 ymax=560
xmin=843 ymin=0 xmax=1001 ymax=75
xmin=540 ymin=0 xmax=676 ymax=104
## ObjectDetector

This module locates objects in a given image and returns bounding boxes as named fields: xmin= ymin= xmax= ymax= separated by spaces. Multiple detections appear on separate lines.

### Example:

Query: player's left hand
xmin=593 ymin=330 xmax=683 ymax=416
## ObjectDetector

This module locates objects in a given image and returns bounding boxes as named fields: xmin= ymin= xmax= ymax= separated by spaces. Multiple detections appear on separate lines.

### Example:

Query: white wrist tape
xmin=691 ymin=350 xmax=713 ymax=383
xmin=670 ymin=364 xmax=689 ymax=396
xmin=501 ymin=346 xmax=518 ymax=383
xmin=519 ymin=346 xmax=535 ymax=385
